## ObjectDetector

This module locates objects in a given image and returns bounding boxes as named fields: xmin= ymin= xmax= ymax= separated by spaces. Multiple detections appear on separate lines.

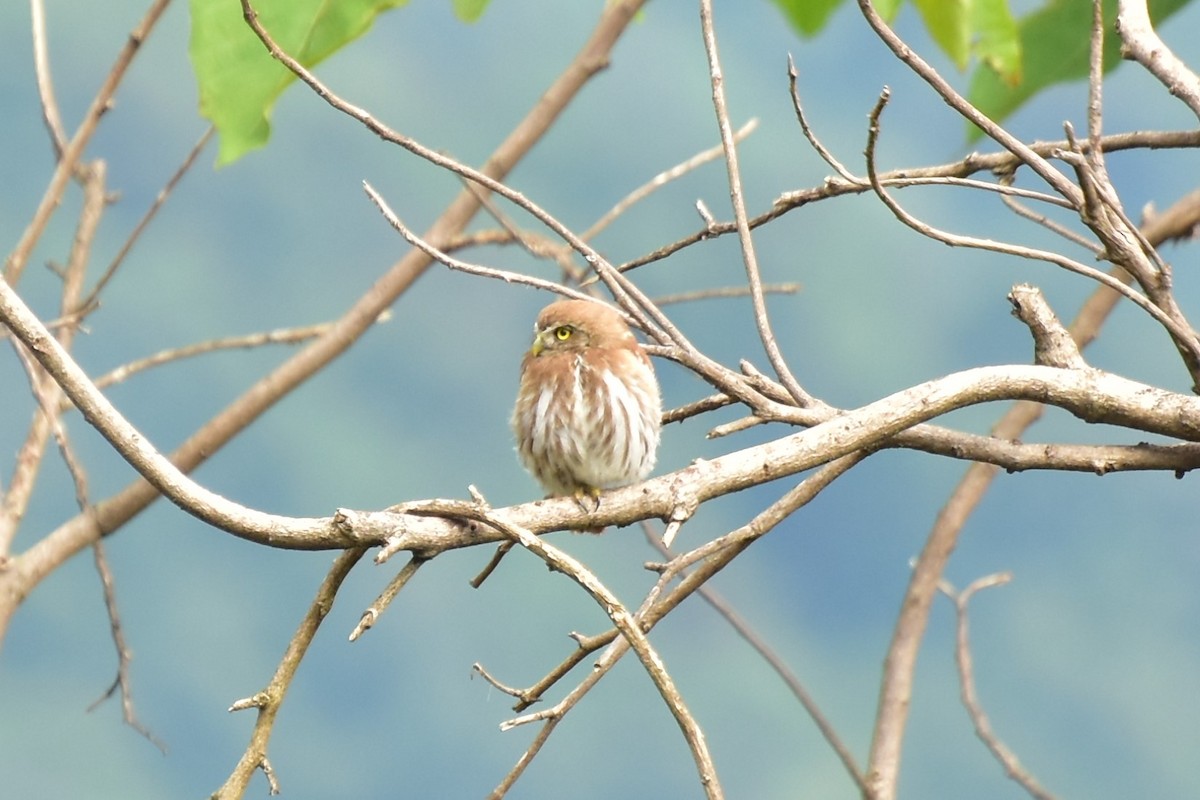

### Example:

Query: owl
xmin=512 ymin=299 xmax=662 ymax=507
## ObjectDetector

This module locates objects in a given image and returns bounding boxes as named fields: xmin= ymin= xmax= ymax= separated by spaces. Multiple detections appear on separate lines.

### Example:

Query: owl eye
xmin=554 ymin=326 xmax=574 ymax=341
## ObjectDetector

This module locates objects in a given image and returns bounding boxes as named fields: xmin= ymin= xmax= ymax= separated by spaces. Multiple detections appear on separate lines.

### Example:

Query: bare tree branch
xmin=6 ymin=0 xmax=171 ymax=286
xmin=363 ymin=182 xmax=595 ymax=304
xmin=2 ymin=161 xmax=107 ymax=553
xmin=13 ymin=321 xmax=164 ymax=751
xmin=30 ymin=0 xmax=68 ymax=157
xmin=486 ymin=455 xmax=861 ymax=795
xmin=79 ymin=126 xmax=215 ymax=314
xmin=1116 ymin=0 xmax=1200 ymax=120
xmin=347 ymin=555 xmax=426 ymax=642
xmin=854 ymin=0 xmax=1082 ymax=206
xmin=700 ymin=0 xmax=816 ymax=408
xmin=621 ymin=128 xmax=1200 ymax=275
xmin=87 ymin=315 xmax=388 ymax=394
xmin=787 ymin=53 xmax=860 ymax=183
xmin=582 ymin=118 xmax=759 ymax=242
xmin=88 ymin=540 xmax=166 ymax=752
xmin=1007 ymin=285 xmax=1086 ymax=370
xmin=469 ymin=500 xmax=723 ymax=799
xmin=863 ymin=90 xmax=1197 ymax=353
xmin=941 ymin=573 xmax=1058 ymax=800
xmin=642 ymin=516 xmax=869 ymax=794
xmin=214 ymin=548 xmax=366 ymax=800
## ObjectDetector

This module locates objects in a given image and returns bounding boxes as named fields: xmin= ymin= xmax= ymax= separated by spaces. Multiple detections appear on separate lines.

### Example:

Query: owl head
xmin=527 ymin=299 xmax=638 ymax=357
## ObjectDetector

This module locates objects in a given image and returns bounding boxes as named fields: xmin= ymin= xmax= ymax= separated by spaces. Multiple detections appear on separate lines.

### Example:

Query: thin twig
xmin=941 ymin=573 xmax=1058 ymax=800
xmin=884 ymin=175 xmax=1073 ymax=208
xmin=30 ymin=0 xmax=68 ymax=157
xmin=474 ymin=506 xmax=723 ymax=799
xmin=472 ymin=661 xmax=528 ymax=699
xmin=699 ymin=0 xmax=815 ymax=408
xmin=1087 ymin=0 xmax=1106 ymax=161
xmin=469 ymin=542 xmax=514 ymax=589
xmin=488 ymin=711 xmax=562 ymax=798
xmin=6 ymin=0 xmax=171 ymax=285
xmin=348 ymin=555 xmax=426 ymax=641
xmin=619 ymin=129 xmax=1200 ymax=275
xmin=459 ymin=180 xmax=588 ymax=284
xmin=89 ymin=317 xmax=382 ymax=394
xmin=582 ymin=118 xmax=759 ymax=241
xmin=88 ymin=540 xmax=167 ymax=752
xmin=787 ymin=53 xmax=859 ymax=183
xmin=653 ymin=283 xmax=801 ymax=306
xmin=861 ymin=90 xmax=1197 ymax=353
xmin=362 ymin=182 xmax=595 ymax=304
xmin=660 ymin=392 xmax=735 ymax=426
xmin=79 ymin=126 xmax=215 ymax=313
xmin=707 ymin=414 xmax=768 ymax=439
xmin=1001 ymin=192 xmax=1103 ymax=254
xmin=641 ymin=514 xmax=869 ymax=794
xmin=13 ymin=337 xmax=165 ymax=751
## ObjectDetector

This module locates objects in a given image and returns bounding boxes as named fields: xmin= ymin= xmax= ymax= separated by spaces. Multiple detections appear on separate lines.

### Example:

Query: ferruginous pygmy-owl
xmin=512 ymin=299 xmax=662 ymax=506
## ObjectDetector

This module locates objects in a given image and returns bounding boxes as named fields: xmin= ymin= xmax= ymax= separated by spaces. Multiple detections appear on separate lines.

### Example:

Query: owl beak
xmin=529 ymin=331 xmax=547 ymax=357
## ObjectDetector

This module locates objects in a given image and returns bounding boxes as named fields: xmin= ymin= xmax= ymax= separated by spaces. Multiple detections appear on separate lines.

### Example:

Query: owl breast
xmin=513 ymin=348 xmax=661 ymax=497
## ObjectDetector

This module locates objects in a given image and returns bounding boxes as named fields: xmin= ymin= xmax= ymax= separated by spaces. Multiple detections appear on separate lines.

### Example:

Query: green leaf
xmin=913 ymin=0 xmax=970 ymax=70
xmin=873 ymin=0 xmax=904 ymax=20
xmin=189 ymin=0 xmax=407 ymax=165
xmin=452 ymin=0 xmax=491 ymax=23
xmin=970 ymin=0 xmax=1021 ymax=83
xmin=770 ymin=0 xmax=846 ymax=36
xmin=967 ymin=0 xmax=1189 ymax=139
xmin=775 ymin=0 xmax=1016 ymax=81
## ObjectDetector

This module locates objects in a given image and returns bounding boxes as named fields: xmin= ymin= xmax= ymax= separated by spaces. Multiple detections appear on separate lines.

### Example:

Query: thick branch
xmin=367 ymin=363 xmax=1200 ymax=556
xmin=12 ymin=234 xmax=1200 ymax=556
xmin=1116 ymin=0 xmax=1200 ymax=120
xmin=6 ymin=265 xmax=1200 ymax=559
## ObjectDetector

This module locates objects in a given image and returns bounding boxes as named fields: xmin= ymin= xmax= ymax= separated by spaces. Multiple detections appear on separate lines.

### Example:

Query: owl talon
xmin=572 ymin=487 xmax=602 ymax=514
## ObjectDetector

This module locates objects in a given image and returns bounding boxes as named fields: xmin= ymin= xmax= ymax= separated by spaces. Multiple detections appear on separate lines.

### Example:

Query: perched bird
xmin=512 ymin=299 xmax=662 ymax=508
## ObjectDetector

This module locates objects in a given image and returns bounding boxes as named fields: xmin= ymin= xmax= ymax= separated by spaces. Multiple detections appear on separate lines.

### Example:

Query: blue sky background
xmin=2 ymin=1 xmax=1200 ymax=798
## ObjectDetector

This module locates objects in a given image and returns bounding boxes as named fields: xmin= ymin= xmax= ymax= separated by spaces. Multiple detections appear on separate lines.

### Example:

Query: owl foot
xmin=572 ymin=486 xmax=602 ymax=513
xmin=572 ymin=486 xmax=605 ymax=533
